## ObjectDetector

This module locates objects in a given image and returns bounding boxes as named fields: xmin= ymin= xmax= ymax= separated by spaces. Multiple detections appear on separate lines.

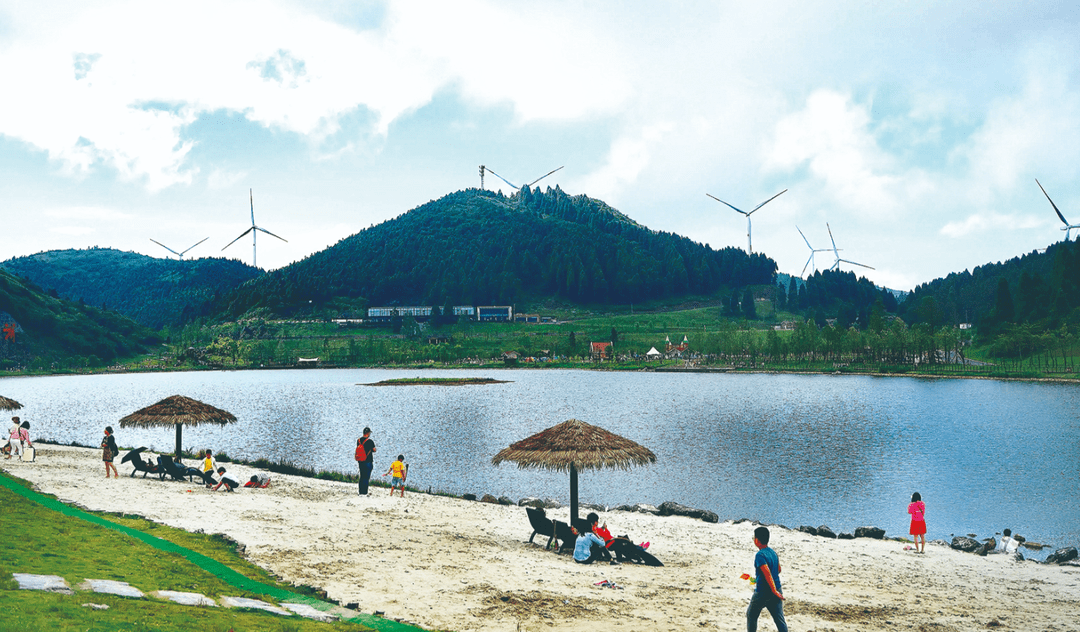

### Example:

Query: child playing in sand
xmin=382 ymin=454 xmax=408 ymax=497
xmin=212 ymin=467 xmax=239 ymax=492
xmin=201 ymin=449 xmax=218 ymax=487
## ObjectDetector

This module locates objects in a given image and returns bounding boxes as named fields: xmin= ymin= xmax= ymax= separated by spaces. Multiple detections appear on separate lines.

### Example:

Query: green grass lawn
xmin=0 ymin=472 xmax=372 ymax=632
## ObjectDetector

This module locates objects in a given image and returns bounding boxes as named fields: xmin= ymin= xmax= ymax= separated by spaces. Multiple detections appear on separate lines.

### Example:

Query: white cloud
xmin=940 ymin=212 xmax=1046 ymax=238
xmin=44 ymin=206 xmax=133 ymax=221
xmin=575 ymin=122 xmax=674 ymax=202
xmin=49 ymin=226 xmax=96 ymax=236
xmin=0 ymin=0 xmax=629 ymax=192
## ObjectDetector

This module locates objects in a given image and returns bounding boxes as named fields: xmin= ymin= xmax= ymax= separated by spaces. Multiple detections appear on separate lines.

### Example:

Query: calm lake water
xmin=3 ymin=369 xmax=1077 ymax=554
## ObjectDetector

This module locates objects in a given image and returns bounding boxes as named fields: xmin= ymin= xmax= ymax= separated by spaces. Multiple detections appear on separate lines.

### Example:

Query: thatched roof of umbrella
xmin=0 ymin=395 xmax=22 ymax=411
xmin=492 ymin=418 xmax=656 ymax=522
xmin=119 ymin=395 xmax=237 ymax=457
xmin=492 ymin=418 xmax=656 ymax=472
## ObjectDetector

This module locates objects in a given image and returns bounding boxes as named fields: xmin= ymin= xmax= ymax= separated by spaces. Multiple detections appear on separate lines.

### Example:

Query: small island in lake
xmin=363 ymin=377 xmax=510 ymax=386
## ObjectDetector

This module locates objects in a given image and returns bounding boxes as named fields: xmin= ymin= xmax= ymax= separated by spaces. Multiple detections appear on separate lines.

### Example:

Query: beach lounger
xmin=121 ymin=447 xmax=161 ymax=478
xmin=526 ymin=507 xmax=555 ymax=548
xmin=608 ymin=537 xmax=664 ymax=566
xmin=551 ymin=520 xmax=577 ymax=555
xmin=156 ymin=455 xmax=203 ymax=482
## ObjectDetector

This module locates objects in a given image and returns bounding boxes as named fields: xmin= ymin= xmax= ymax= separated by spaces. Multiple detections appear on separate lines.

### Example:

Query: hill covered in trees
xmin=212 ymin=186 xmax=778 ymax=319
xmin=897 ymin=239 xmax=1080 ymax=335
xmin=0 ymin=268 xmax=160 ymax=369
xmin=1 ymin=248 xmax=262 ymax=329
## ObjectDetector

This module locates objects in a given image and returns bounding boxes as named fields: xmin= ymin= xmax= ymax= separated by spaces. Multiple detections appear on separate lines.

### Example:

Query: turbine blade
xmin=527 ymin=166 xmax=564 ymax=187
xmin=1036 ymin=179 xmax=1070 ymax=226
xmin=749 ymin=188 xmax=788 ymax=214
xmin=149 ymin=238 xmax=181 ymax=257
xmin=256 ymin=226 xmax=288 ymax=243
xmin=705 ymin=194 xmax=747 ymax=215
xmin=840 ymin=258 xmax=875 ymax=270
xmin=486 ymin=168 xmax=518 ymax=190
xmin=180 ymin=237 xmax=209 ymax=255
xmin=802 ymin=254 xmax=813 ymax=277
xmin=250 ymin=188 xmax=256 ymax=226
xmin=796 ymin=225 xmax=813 ymax=249
xmin=827 ymin=222 xmax=839 ymax=255
xmin=222 ymin=227 xmax=254 ymax=251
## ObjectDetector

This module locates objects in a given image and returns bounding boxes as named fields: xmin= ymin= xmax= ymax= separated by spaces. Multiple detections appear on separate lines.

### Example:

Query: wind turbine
xmin=1036 ymin=179 xmax=1080 ymax=241
xmin=827 ymin=223 xmax=874 ymax=272
xmin=481 ymin=165 xmax=564 ymax=191
xmin=149 ymin=237 xmax=207 ymax=260
xmin=221 ymin=189 xmax=287 ymax=268
xmin=706 ymin=189 xmax=787 ymax=254
xmin=796 ymin=226 xmax=834 ymax=277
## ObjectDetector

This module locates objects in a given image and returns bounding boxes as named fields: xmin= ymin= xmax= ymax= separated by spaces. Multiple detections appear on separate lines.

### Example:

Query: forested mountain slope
xmin=2 ymin=248 xmax=261 ymax=329
xmin=0 ymin=268 xmax=159 ymax=368
xmin=898 ymin=239 xmax=1080 ymax=333
xmin=214 ymin=186 xmax=778 ymax=318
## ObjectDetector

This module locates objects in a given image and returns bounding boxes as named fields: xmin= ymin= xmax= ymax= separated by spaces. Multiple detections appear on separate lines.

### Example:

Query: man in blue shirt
xmin=747 ymin=526 xmax=787 ymax=632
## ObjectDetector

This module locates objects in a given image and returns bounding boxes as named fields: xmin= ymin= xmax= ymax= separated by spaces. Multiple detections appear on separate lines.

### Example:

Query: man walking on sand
xmin=356 ymin=427 xmax=376 ymax=495
xmin=747 ymin=526 xmax=787 ymax=632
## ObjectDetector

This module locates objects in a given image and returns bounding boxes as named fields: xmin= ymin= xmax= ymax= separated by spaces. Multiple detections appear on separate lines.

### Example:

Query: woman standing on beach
xmin=908 ymin=492 xmax=927 ymax=554
xmin=101 ymin=426 xmax=119 ymax=478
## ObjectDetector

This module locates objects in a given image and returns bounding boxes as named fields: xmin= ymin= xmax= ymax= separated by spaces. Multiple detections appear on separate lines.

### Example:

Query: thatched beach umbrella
xmin=0 ymin=395 xmax=22 ymax=411
xmin=119 ymin=395 xmax=237 ymax=458
xmin=492 ymin=418 xmax=657 ymax=523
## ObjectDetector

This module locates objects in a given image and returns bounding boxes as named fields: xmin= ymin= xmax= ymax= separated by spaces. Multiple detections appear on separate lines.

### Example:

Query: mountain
xmin=1 ymin=248 xmax=262 ymax=330
xmin=0 ymin=268 xmax=160 ymax=369
xmin=897 ymin=239 xmax=1080 ymax=333
xmin=213 ymin=186 xmax=778 ymax=318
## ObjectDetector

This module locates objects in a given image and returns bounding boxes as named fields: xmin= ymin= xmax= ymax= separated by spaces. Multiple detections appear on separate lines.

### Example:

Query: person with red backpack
xmin=355 ymin=428 xmax=376 ymax=495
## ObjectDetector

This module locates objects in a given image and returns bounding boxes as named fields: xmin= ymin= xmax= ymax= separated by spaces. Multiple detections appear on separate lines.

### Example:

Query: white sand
xmin=5 ymin=445 xmax=1079 ymax=631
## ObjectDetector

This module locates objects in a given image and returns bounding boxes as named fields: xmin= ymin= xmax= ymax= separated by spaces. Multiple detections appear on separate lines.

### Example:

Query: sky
xmin=2 ymin=1 xmax=1080 ymax=292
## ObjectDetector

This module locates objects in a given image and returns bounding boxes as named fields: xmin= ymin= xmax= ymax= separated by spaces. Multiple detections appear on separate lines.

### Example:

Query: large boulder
xmin=518 ymin=497 xmax=545 ymax=508
xmin=816 ymin=525 xmax=838 ymax=539
xmin=498 ymin=496 xmax=514 ymax=506
xmin=542 ymin=498 xmax=564 ymax=509
xmin=1044 ymin=547 xmax=1079 ymax=565
xmin=479 ymin=494 xmax=500 ymax=504
xmin=950 ymin=536 xmax=981 ymax=552
xmin=657 ymin=501 xmax=718 ymax=523
xmin=461 ymin=493 xmax=477 ymax=501
xmin=854 ymin=526 xmax=885 ymax=539
xmin=797 ymin=526 xmax=818 ymax=536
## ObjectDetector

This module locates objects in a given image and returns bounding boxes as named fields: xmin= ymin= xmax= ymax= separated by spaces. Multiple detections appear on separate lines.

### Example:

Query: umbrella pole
xmin=175 ymin=423 xmax=182 ymax=459
xmin=570 ymin=463 xmax=578 ymax=524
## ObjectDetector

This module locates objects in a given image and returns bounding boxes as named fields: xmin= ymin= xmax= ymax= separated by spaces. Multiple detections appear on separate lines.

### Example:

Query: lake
xmin=3 ymin=368 xmax=1077 ymax=555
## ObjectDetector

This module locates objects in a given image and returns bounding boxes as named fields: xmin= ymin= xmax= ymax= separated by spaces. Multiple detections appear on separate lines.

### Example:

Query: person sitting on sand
xmin=382 ymin=454 xmax=408 ymax=497
xmin=585 ymin=512 xmax=650 ymax=562
xmin=244 ymin=474 xmax=271 ymax=488
xmin=571 ymin=523 xmax=615 ymax=565
xmin=212 ymin=467 xmax=240 ymax=492
xmin=995 ymin=528 xmax=1019 ymax=555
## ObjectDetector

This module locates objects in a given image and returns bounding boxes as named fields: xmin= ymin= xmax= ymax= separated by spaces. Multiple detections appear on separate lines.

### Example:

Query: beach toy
xmin=739 ymin=573 xmax=756 ymax=584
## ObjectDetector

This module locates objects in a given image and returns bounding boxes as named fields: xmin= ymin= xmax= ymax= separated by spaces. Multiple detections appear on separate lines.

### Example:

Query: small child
xmin=212 ymin=467 xmax=239 ymax=492
xmin=201 ymin=449 xmax=218 ymax=487
xmin=244 ymin=473 xmax=272 ymax=488
xmin=382 ymin=454 xmax=408 ymax=497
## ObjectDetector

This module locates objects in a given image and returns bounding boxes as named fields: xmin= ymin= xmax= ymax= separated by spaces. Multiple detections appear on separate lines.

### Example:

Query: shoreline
xmin=4 ymin=445 xmax=1079 ymax=631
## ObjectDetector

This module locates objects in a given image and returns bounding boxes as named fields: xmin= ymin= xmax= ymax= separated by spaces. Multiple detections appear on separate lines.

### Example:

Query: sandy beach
xmin=4 ymin=445 xmax=1079 ymax=632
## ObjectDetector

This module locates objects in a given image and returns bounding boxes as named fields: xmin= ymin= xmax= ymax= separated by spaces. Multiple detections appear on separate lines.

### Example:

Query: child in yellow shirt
xmin=382 ymin=455 xmax=408 ymax=497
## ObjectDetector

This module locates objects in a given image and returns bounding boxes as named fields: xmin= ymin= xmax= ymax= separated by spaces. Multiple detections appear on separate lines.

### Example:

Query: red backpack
xmin=355 ymin=439 xmax=368 ymax=462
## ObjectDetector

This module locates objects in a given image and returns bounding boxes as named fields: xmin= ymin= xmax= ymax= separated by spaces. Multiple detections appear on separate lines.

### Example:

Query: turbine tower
xmin=149 ymin=237 xmax=208 ymax=260
xmin=221 ymin=189 xmax=288 ymax=268
xmin=796 ymin=226 xmax=834 ymax=277
xmin=1036 ymin=179 xmax=1080 ymax=241
xmin=827 ymin=223 xmax=874 ymax=272
xmin=706 ymin=189 xmax=787 ymax=254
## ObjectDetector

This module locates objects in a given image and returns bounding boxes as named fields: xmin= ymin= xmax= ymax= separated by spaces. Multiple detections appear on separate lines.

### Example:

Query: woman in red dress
xmin=908 ymin=491 xmax=927 ymax=554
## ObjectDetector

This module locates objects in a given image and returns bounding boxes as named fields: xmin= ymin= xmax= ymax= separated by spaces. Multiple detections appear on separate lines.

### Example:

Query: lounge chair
xmin=156 ymin=455 xmax=204 ymax=482
xmin=608 ymin=537 xmax=664 ymax=566
xmin=551 ymin=520 xmax=577 ymax=555
xmin=525 ymin=507 xmax=555 ymax=548
xmin=121 ymin=447 xmax=161 ymax=478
